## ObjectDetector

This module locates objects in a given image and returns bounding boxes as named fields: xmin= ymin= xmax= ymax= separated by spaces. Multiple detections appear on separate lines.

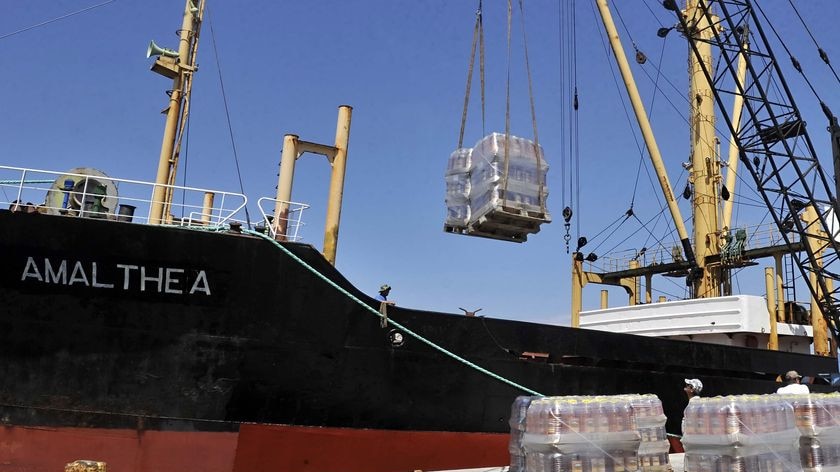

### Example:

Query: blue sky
xmin=2 ymin=1 xmax=838 ymax=324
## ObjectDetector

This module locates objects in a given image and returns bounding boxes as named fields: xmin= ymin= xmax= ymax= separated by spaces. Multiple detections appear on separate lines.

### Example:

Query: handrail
xmin=257 ymin=196 xmax=309 ymax=242
xmin=0 ymin=165 xmax=247 ymax=227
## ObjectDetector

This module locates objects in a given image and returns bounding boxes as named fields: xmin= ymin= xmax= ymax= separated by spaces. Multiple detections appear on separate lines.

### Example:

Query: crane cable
xmin=753 ymin=2 xmax=825 ymax=106
xmin=457 ymin=1 xmax=486 ymax=149
xmin=785 ymin=0 xmax=840 ymax=86
xmin=518 ymin=0 xmax=546 ymax=214
xmin=502 ymin=0 xmax=544 ymax=213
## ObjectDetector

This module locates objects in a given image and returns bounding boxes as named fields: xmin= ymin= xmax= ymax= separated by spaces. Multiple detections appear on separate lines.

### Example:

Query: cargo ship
xmin=1 ymin=1 xmax=839 ymax=471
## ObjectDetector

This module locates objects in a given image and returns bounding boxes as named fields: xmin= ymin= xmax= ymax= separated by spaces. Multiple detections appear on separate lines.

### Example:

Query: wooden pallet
xmin=444 ymin=206 xmax=550 ymax=243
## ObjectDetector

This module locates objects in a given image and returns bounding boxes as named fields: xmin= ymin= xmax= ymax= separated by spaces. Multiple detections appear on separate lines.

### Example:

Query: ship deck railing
xmin=256 ymin=197 xmax=310 ymax=242
xmin=0 ymin=165 xmax=248 ymax=228
xmin=597 ymin=222 xmax=797 ymax=272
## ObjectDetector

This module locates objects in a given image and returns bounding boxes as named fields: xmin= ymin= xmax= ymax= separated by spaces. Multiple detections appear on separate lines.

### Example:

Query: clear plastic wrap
xmin=512 ymin=394 xmax=674 ymax=472
xmin=469 ymin=133 xmax=549 ymax=221
xmin=682 ymin=395 xmax=802 ymax=472
xmin=510 ymin=396 xmax=533 ymax=472
xmin=444 ymin=133 xmax=550 ymax=238
xmin=786 ymin=393 xmax=840 ymax=472
xmin=444 ymin=148 xmax=473 ymax=226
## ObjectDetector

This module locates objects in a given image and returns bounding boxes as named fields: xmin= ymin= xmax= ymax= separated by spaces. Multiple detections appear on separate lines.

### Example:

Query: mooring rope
xmin=186 ymin=224 xmax=543 ymax=396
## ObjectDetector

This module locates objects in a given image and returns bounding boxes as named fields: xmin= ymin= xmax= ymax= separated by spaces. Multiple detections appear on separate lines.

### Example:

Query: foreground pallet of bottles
xmin=510 ymin=393 xmax=840 ymax=472
xmin=509 ymin=394 xmax=669 ymax=472
xmin=683 ymin=393 xmax=840 ymax=472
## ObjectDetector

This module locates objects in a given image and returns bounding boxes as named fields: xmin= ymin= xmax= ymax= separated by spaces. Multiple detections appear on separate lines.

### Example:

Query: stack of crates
xmin=786 ymin=393 xmax=840 ymax=472
xmin=444 ymin=132 xmax=550 ymax=242
xmin=682 ymin=395 xmax=801 ymax=472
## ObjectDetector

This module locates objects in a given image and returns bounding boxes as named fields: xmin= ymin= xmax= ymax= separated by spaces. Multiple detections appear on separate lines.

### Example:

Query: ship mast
xmin=148 ymin=0 xmax=205 ymax=225
xmin=684 ymin=0 xmax=723 ymax=298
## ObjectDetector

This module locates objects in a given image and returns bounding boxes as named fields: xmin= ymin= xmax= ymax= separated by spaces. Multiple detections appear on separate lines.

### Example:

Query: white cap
xmin=685 ymin=378 xmax=703 ymax=393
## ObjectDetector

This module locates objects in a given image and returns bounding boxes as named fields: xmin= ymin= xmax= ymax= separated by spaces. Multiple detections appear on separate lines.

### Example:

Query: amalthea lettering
xmin=21 ymin=257 xmax=211 ymax=295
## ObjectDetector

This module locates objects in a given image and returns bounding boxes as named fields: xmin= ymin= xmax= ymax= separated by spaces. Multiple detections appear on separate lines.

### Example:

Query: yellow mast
xmin=684 ymin=0 xmax=722 ymax=298
xmin=148 ymin=0 xmax=204 ymax=225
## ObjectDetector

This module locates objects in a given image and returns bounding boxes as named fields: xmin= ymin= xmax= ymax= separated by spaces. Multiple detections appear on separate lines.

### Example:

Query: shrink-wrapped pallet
xmin=444 ymin=133 xmax=550 ymax=241
xmin=469 ymin=132 xmax=548 ymax=222
xmin=682 ymin=395 xmax=801 ymax=472
xmin=784 ymin=393 xmax=840 ymax=472
xmin=518 ymin=395 xmax=643 ymax=472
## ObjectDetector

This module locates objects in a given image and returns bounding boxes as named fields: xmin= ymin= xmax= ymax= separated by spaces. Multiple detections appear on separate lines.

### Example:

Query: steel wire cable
xmin=207 ymin=9 xmax=251 ymax=227
xmin=0 ymin=0 xmax=116 ymax=41
xmin=754 ymin=2 xmax=825 ymax=104
xmin=785 ymin=0 xmax=840 ymax=85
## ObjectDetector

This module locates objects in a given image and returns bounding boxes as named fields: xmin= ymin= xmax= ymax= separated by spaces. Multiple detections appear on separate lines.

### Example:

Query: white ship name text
xmin=20 ymin=257 xmax=211 ymax=295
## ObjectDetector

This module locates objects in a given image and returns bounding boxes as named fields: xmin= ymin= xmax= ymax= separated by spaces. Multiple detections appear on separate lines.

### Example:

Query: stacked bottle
xmin=630 ymin=394 xmax=670 ymax=472
xmin=517 ymin=395 xmax=642 ymax=472
xmin=444 ymin=148 xmax=472 ymax=227
xmin=509 ymin=396 xmax=534 ymax=472
xmin=784 ymin=393 xmax=840 ymax=472
xmin=469 ymin=132 xmax=549 ymax=222
xmin=682 ymin=395 xmax=800 ymax=472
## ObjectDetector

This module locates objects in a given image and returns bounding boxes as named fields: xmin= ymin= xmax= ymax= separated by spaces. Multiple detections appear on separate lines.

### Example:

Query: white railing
xmin=0 ymin=165 xmax=247 ymax=227
xmin=257 ymin=197 xmax=310 ymax=242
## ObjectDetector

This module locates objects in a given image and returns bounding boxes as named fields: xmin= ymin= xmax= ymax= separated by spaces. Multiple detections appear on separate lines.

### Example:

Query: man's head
xmin=379 ymin=284 xmax=391 ymax=294
xmin=684 ymin=378 xmax=703 ymax=397
xmin=785 ymin=370 xmax=802 ymax=384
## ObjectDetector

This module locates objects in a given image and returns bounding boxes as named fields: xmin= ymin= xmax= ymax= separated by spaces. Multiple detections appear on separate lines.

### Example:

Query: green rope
xmin=248 ymin=229 xmax=543 ymax=396
xmin=182 ymin=224 xmax=543 ymax=396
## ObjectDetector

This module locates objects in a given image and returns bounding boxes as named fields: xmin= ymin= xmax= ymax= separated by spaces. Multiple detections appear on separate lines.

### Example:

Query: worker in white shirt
xmin=776 ymin=370 xmax=810 ymax=394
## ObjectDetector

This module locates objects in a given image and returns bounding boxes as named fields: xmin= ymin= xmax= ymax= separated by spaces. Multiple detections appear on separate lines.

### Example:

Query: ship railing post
xmin=202 ymin=191 xmax=215 ymax=225
xmin=273 ymin=134 xmax=300 ymax=240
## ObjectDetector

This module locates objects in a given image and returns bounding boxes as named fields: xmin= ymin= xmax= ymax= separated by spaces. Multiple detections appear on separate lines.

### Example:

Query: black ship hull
xmin=0 ymin=209 xmax=835 ymax=471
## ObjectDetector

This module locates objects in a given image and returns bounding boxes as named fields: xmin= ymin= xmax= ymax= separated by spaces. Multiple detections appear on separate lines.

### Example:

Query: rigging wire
xmin=179 ymin=115 xmax=192 ymax=218
xmin=457 ymin=1 xmax=485 ymax=150
xmin=572 ymin=0 xmax=581 ymax=241
xmin=516 ymin=0 xmax=546 ymax=214
xmin=640 ymin=0 xmax=666 ymax=28
xmin=0 ymin=0 xmax=116 ymax=41
xmin=586 ymin=2 xmax=648 ymax=173
xmin=558 ymin=0 xmax=568 ymax=240
xmin=584 ymin=1 xmax=677 ymax=253
xmin=785 ymin=0 xmax=840 ymax=85
xmin=207 ymin=10 xmax=251 ymax=227
xmin=753 ymin=2 xmax=825 ymax=104
xmin=559 ymin=0 xmax=579 ymax=251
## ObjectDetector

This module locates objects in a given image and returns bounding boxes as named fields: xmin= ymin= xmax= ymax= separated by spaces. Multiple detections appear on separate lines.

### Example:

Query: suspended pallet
xmin=444 ymin=133 xmax=550 ymax=243
xmin=444 ymin=2 xmax=551 ymax=244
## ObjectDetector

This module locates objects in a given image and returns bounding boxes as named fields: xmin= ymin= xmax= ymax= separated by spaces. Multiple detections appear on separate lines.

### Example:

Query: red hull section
xmin=233 ymin=424 xmax=510 ymax=472
xmin=0 ymin=426 xmax=238 ymax=472
xmin=0 ymin=424 xmax=508 ymax=472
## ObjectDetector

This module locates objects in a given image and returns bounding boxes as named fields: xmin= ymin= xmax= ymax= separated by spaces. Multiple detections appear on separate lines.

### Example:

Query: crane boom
xmin=669 ymin=0 xmax=840 ymax=340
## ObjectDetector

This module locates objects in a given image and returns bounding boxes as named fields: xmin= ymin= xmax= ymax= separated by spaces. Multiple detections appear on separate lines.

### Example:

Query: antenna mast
xmin=148 ymin=0 xmax=205 ymax=225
